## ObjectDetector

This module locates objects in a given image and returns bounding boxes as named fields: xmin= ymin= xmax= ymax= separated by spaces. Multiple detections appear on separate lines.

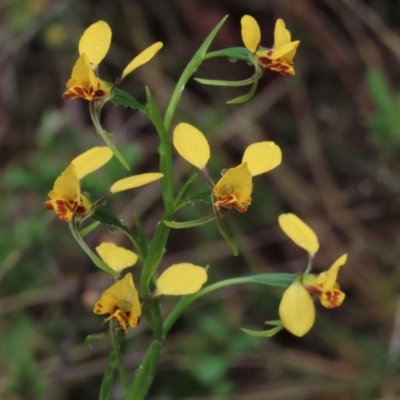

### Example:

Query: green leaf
xmin=204 ymin=46 xmax=251 ymax=62
xmin=174 ymin=173 xmax=198 ymax=209
xmin=241 ymin=321 xmax=284 ymax=338
xmin=79 ymin=221 xmax=101 ymax=239
xmin=249 ymin=273 xmax=294 ymax=287
xmin=93 ymin=207 xmax=145 ymax=262
xmin=195 ymin=76 xmax=255 ymax=87
xmin=111 ymin=88 xmax=146 ymax=113
xmin=101 ymin=130 xmax=130 ymax=171
xmin=227 ymin=63 xmax=261 ymax=104
xmin=164 ymin=214 xmax=216 ymax=229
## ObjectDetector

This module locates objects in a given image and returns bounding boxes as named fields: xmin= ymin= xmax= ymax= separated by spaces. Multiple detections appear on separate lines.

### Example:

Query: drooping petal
xmin=155 ymin=263 xmax=207 ymax=296
xmin=242 ymin=141 xmax=282 ymax=176
xmin=274 ymin=19 xmax=291 ymax=49
xmin=79 ymin=20 xmax=112 ymax=69
xmin=241 ymin=15 xmax=261 ymax=53
xmin=279 ymin=277 xmax=315 ymax=337
xmin=173 ymin=123 xmax=210 ymax=169
xmin=96 ymin=242 xmax=138 ymax=272
xmin=121 ymin=42 xmax=163 ymax=79
xmin=110 ymin=173 xmax=163 ymax=193
xmin=317 ymin=254 xmax=347 ymax=291
xmin=72 ymin=147 xmax=113 ymax=179
xmin=278 ymin=213 xmax=319 ymax=255
xmin=93 ymin=273 xmax=141 ymax=331
xmin=213 ymin=163 xmax=253 ymax=212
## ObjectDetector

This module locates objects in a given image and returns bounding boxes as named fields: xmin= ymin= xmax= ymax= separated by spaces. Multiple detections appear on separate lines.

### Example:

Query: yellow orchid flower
xmin=303 ymin=254 xmax=347 ymax=308
xmin=278 ymin=213 xmax=347 ymax=335
xmin=279 ymin=255 xmax=347 ymax=337
xmin=44 ymin=146 xmax=163 ymax=221
xmin=63 ymin=20 xmax=163 ymax=101
xmin=155 ymin=263 xmax=208 ymax=296
xmin=241 ymin=15 xmax=300 ymax=76
xmin=96 ymin=242 xmax=138 ymax=272
xmin=173 ymin=123 xmax=282 ymax=213
xmin=93 ymin=273 xmax=141 ymax=332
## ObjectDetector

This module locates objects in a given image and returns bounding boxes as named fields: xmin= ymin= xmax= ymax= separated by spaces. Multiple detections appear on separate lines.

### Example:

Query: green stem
xmin=163 ymin=273 xmax=294 ymax=336
xmin=125 ymin=300 xmax=163 ymax=400
xmin=68 ymin=219 xmax=117 ymax=276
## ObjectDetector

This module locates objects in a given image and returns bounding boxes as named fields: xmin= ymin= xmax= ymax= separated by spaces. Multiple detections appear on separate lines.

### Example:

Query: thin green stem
xmin=163 ymin=273 xmax=294 ymax=336
xmin=68 ymin=219 xmax=117 ymax=276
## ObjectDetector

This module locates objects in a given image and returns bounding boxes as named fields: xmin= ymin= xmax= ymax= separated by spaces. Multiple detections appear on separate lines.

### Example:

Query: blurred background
xmin=2 ymin=0 xmax=400 ymax=399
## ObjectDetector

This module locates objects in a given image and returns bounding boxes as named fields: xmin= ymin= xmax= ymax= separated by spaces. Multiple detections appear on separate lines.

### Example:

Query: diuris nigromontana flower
xmin=94 ymin=263 xmax=207 ymax=332
xmin=173 ymin=122 xmax=282 ymax=213
xmin=63 ymin=20 xmax=163 ymax=101
xmin=278 ymin=213 xmax=347 ymax=336
xmin=241 ymin=15 xmax=300 ymax=76
xmin=44 ymin=146 xmax=163 ymax=221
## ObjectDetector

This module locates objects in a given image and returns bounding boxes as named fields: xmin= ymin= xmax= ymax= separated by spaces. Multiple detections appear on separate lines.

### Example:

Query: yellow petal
xmin=49 ymin=163 xmax=80 ymax=202
xmin=268 ymin=41 xmax=300 ymax=61
xmin=274 ymin=19 xmax=291 ymax=49
xmin=68 ymin=54 xmax=92 ymax=87
xmin=96 ymin=242 xmax=138 ymax=272
xmin=155 ymin=263 xmax=207 ymax=296
xmin=318 ymin=254 xmax=347 ymax=291
xmin=94 ymin=273 xmax=139 ymax=312
xmin=78 ymin=20 xmax=111 ymax=69
xmin=173 ymin=123 xmax=210 ymax=169
xmin=110 ymin=173 xmax=163 ymax=193
xmin=121 ymin=42 xmax=163 ymax=79
xmin=241 ymin=15 xmax=261 ymax=53
xmin=279 ymin=277 xmax=315 ymax=337
xmin=72 ymin=147 xmax=113 ymax=179
xmin=213 ymin=163 xmax=253 ymax=212
xmin=278 ymin=213 xmax=319 ymax=255
xmin=242 ymin=142 xmax=282 ymax=176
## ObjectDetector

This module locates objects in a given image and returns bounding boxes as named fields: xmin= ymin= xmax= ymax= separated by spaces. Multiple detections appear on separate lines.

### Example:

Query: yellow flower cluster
xmin=63 ymin=21 xmax=163 ymax=101
xmin=44 ymin=147 xmax=163 ymax=221
xmin=241 ymin=16 xmax=300 ymax=76
xmin=173 ymin=123 xmax=282 ymax=213
xmin=93 ymin=242 xmax=207 ymax=332
xmin=278 ymin=213 xmax=347 ymax=336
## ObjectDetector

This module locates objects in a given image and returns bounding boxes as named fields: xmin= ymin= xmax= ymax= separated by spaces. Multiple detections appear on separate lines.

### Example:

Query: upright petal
xmin=79 ymin=21 xmax=112 ymax=69
xmin=241 ymin=15 xmax=261 ymax=53
xmin=121 ymin=42 xmax=163 ymax=79
xmin=173 ymin=123 xmax=210 ymax=169
xmin=156 ymin=263 xmax=207 ymax=296
xmin=318 ymin=254 xmax=347 ymax=291
xmin=279 ymin=277 xmax=315 ymax=337
xmin=110 ymin=173 xmax=163 ymax=193
xmin=72 ymin=147 xmax=113 ymax=179
xmin=274 ymin=19 xmax=291 ymax=49
xmin=96 ymin=242 xmax=138 ymax=272
xmin=242 ymin=142 xmax=282 ymax=176
xmin=49 ymin=164 xmax=80 ymax=202
xmin=278 ymin=213 xmax=319 ymax=255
